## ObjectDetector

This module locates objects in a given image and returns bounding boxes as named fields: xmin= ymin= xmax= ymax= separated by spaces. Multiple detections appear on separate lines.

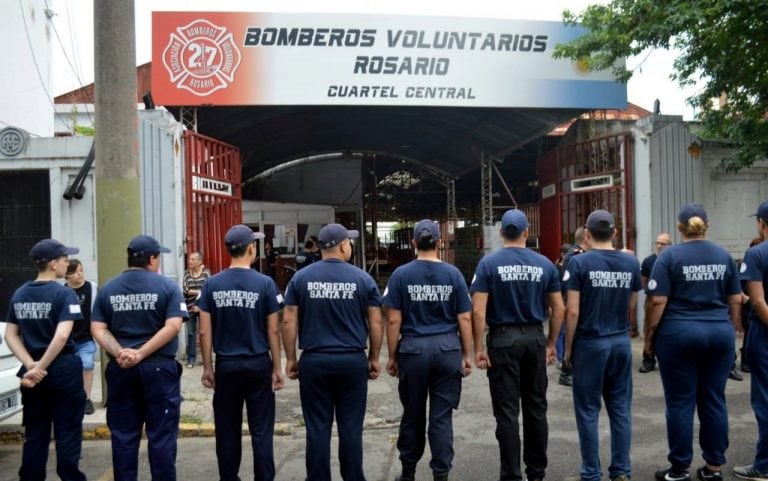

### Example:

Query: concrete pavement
xmin=0 ymin=337 xmax=758 ymax=480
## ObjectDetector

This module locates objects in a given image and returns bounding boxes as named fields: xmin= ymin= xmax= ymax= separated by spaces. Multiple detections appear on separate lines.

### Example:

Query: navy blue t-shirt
xmin=641 ymin=253 xmax=657 ymax=278
xmin=284 ymin=259 xmax=381 ymax=352
xmin=295 ymin=249 xmax=315 ymax=270
xmin=741 ymin=240 xmax=768 ymax=323
xmin=197 ymin=267 xmax=282 ymax=358
xmin=647 ymin=240 xmax=741 ymax=322
xmin=564 ymin=250 xmax=642 ymax=337
xmin=382 ymin=260 xmax=472 ymax=336
xmin=6 ymin=281 xmax=83 ymax=356
xmin=470 ymin=247 xmax=560 ymax=325
xmin=92 ymin=269 xmax=188 ymax=359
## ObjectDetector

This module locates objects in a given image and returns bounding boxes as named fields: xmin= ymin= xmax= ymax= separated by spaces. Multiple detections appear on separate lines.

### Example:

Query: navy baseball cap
xmin=501 ymin=209 xmax=528 ymax=236
xmin=127 ymin=235 xmax=171 ymax=257
xmin=750 ymin=200 xmax=768 ymax=221
xmin=678 ymin=203 xmax=708 ymax=225
xmin=413 ymin=219 xmax=440 ymax=242
xmin=29 ymin=239 xmax=79 ymax=262
xmin=586 ymin=210 xmax=615 ymax=231
xmin=318 ymin=223 xmax=359 ymax=249
xmin=224 ymin=224 xmax=265 ymax=248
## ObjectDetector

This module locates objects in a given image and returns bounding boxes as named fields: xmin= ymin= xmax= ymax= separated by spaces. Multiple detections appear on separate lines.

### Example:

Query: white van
xmin=0 ymin=323 xmax=22 ymax=421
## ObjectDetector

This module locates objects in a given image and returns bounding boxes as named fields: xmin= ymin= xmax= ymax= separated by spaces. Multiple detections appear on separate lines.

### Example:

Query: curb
xmin=0 ymin=421 xmax=296 ymax=443
xmin=0 ymin=419 xmax=399 ymax=444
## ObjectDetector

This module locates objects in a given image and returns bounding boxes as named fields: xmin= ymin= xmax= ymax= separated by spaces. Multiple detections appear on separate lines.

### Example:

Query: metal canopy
xmin=171 ymin=105 xmax=586 ymax=182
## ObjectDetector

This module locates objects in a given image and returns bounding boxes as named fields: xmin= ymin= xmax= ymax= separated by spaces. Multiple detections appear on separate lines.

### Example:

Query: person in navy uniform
xmin=471 ymin=209 xmax=564 ymax=481
xmin=282 ymin=223 xmax=384 ymax=481
xmin=198 ymin=224 xmax=284 ymax=481
xmin=638 ymin=232 xmax=672 ymax=374
xmin=557 ymin=227 xmax=587 ymax=387
xmin=735 ymin=200 xmax=768 ymax=481
xmin=383 ymin=219 xmax=473 ymax=481
xmin=295 ymin=239 xmax=317 ymax=270
xmin=4 ymin=239 xmax=86 ymax=481
xmin=645 ymin=204 xmax=742 ymax=481
xmin=91 ymin=235 xmax=188 ymax=481
xmin=563 ymin=210 xmax=641 ymax=481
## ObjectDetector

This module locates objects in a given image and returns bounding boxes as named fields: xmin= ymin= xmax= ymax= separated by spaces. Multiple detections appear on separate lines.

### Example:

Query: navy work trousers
xmin=486 ymin=324 xmax=548 ymax=481
xmin=19 ymin=353 xmax=86 ymax=481
xmin=106 ymin=359 xmax=182 ymax=481
xmin=655 ymin=320 xmax=734 ymax=470
xmin=298 ymin=350 xmax=368 ymax=481
xmin=213 ymin=354 xmax=275 ymax=481
xmin=572 ymin=334 xmax=632 ymax=481
xmin=748 ymin=319 xmax=768 ymax=472
xmin=396 ymin=333 xmax=463 ymax=474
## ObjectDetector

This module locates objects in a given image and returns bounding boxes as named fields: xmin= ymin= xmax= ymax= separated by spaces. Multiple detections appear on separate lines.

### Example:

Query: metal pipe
xmin=244 ymin=152 xmax=359 ymax=185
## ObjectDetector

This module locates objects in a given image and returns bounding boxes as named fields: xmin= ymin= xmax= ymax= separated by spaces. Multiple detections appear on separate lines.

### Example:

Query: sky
xmin=49 ymin=0 xmax=699 ymax=119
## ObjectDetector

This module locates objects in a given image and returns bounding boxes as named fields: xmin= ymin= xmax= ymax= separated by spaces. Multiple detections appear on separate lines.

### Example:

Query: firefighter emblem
xmin=162 ymin=19 xmax=241 ymax=96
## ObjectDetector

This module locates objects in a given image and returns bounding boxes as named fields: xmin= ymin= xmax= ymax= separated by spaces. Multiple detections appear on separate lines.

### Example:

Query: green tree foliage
xmin=553 ymin=0 xmax=768 ymax=171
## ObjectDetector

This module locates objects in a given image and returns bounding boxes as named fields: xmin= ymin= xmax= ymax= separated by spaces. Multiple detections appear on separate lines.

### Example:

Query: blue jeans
xmin=572 ymin=334 xmax=632 ymax=481
xmin=655 ymin=320 xmax=734 ymax=470
xmin=299 ymin=351 xmax=368 ymax=481
xmin=186 ymin=313 xmax=198 ymax=364
xmin=19 ymin=353 xmax=86 ymax=481
xmin=106 ymin=359 xmax=182 ymax=481
xmin=396 ymin=333 xmax=463 ymax=474
xmin=556 ymin=325 xmax=566 ymax=363
xmin=748 ymin=320 xmax=768 ymax=471
xmin=213 ymin=354 xmax=275 ymax=481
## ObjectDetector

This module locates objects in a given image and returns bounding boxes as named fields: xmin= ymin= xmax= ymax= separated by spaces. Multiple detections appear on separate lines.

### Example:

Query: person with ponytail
xmin=645 ymin=203 xmax=742 ymax=481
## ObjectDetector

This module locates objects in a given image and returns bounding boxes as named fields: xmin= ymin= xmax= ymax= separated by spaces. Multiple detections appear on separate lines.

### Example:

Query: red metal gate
xmin=184 ymin=131 xmax=242 ymax=274
xmin=537 ymin=133 xmax=635 ymax=261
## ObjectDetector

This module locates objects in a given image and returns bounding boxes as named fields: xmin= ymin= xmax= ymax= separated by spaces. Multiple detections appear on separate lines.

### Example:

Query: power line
xmin=43 ymin=0 xmax=94 ymax=126
xmin=17 ymin=0 xmax=55 ymax=111
xmin=0 ymin=119 xmax=42 ymax=137
xmin=63 ymin=0 xmax=86 ymax=84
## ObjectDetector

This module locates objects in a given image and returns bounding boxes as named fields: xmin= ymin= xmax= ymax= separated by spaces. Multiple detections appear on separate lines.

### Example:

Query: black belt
xmin=488 ymin=324 xmax=543 ymax=335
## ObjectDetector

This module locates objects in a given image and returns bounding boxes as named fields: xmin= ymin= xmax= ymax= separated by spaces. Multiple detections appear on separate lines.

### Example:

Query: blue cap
xmin=586 ymin=209 xmax=615 ymax=231
xmin=413 ymin=219 xmax=440 ymax=242
xmin=318 ymin=223 xmax=359 ymax=249
xmin=224 ymin=224 xmax=264 ymax=248
xmin=501 ymin=209 xmax=528 ymax=236
xmin=678 ymin=203 xmax=708 ymax=225
xmin=750 ymin=200 xmax=768 ymax=221
xmin=29 ymin=239 xmax=79 ymax=262
xmin=127 ymin=235 xmax=171 ymax=257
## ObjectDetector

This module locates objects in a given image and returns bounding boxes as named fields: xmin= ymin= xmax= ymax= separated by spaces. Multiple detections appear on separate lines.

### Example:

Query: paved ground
xmin=0 ymin=336 xmax=758 ymax=480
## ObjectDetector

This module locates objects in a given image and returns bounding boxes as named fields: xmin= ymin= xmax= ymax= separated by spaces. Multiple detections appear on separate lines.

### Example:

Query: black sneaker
xmin=655 ymin=468 xmax=691 ymax=481
xmin=729 ymin=368 xmax=744 ymax=381
xmin=558 ymin=373 xmax=572 ymax=386
xmin=84 ymin=399 xmax=95 ymax=415
xmin=639 ymin=360 xmax=656 ymax=373
xmin=697 ymin=466 xmax=723 ymax=480
xmin=734 ymin=465 xmax=768 ymax=480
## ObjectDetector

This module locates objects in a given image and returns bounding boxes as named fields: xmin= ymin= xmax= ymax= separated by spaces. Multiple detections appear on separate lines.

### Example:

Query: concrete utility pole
xmin=94 ymin=0 xmax=141 ymax=405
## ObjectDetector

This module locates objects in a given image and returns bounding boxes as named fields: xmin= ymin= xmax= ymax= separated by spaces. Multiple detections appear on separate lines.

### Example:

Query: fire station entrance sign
xmin=152 ymin=11 xmax=626 ymax=109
